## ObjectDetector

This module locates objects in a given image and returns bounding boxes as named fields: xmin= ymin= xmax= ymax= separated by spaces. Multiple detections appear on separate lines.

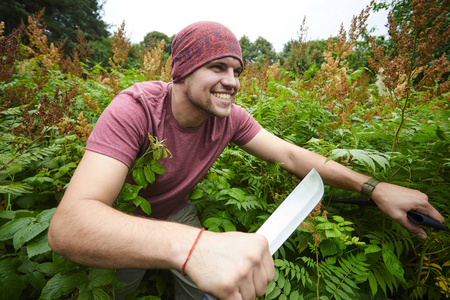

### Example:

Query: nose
xmin=221 ymin=68 xmax=239 ymax=91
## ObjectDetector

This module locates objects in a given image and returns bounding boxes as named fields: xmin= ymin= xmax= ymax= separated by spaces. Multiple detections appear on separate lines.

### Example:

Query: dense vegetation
xmin=0 ymin=0 xmax=449 ymax=299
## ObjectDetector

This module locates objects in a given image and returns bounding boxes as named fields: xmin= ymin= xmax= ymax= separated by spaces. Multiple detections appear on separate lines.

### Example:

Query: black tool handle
xmin=330 ymin=198 xmax=447 ymax=231
xmin=407 ymin=210 xmax=447 ymax=230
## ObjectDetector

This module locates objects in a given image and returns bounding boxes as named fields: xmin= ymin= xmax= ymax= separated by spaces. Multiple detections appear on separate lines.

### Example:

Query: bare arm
xmin=48 ymin=150 xmax=274 ymax=299
xmin=240 ymin=129 xmax=444 ymax=239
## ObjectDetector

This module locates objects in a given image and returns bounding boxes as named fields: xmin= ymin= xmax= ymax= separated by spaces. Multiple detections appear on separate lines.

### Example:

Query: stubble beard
xmin=185 ymin=88 xmax=232 ymax=119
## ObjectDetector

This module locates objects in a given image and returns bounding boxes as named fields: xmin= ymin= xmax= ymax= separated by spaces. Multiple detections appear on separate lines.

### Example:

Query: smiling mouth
xmin=212 ymin=93 xmax=232 ymax=101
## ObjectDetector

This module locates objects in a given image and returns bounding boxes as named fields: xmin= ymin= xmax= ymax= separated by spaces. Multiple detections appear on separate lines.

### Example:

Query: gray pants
xmin=115 ymin=203 xmax=205 ymax=299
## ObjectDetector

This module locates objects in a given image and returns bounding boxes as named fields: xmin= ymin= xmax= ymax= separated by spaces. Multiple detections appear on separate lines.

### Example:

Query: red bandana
xmin=171 ymin=21 xmax=243 ymax=82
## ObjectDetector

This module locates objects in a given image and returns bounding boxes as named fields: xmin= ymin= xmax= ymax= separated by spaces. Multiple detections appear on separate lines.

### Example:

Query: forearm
xmin=48 ymin=199 xmax=198 ymax=270
xmin=282 ymin=146 xmax=370 ymax=192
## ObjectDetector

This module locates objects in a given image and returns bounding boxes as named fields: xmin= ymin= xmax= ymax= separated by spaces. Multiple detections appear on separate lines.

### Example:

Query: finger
xmin=253 ymin=265 xmax=269 ymax=297
xmin=262 ymin=251 xmax=275 ymax=281
xmin=238 ymin=275 xmax=256 ymax=300
xmin=415 ymin=204 xmax=445 ymax=224
xmin=400 ymin=218 xmax=428 ymax=239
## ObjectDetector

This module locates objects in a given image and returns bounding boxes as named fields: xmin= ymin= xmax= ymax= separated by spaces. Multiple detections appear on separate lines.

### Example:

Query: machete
xmin=202 ymin=168 xmax=324 ymax=300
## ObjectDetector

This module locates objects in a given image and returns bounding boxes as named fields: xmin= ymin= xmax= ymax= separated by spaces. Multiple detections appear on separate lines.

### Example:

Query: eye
xmin=210 ymin=65 xmax=224 ymax=72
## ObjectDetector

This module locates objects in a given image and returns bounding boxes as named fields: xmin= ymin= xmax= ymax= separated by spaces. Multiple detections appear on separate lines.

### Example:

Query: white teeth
xmin=213 ymin=93 xmax=231 ymax=100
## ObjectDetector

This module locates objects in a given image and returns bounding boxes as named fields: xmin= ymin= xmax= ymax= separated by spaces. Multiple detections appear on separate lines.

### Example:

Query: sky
xmin=101 ymin=0 xmax=389 ymax=53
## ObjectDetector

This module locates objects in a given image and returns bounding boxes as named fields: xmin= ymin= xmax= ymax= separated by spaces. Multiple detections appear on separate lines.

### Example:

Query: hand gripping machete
xmin=202 ymin=168 xmax=324 ymax=300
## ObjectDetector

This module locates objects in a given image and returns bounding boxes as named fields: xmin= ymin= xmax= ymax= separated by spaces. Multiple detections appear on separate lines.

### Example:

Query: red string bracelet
xmin=181 ymin=228 xmax=205 ymax=277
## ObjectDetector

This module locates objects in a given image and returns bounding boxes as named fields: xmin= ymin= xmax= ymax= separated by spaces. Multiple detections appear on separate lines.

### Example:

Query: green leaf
xmin=41 ymin=273 xmax=65 ymax=299
xmin=328 ymin=149 xmax=349 ymax=162
xmin=133 ymin=196 xmax=151 ymax=215
xmin=368 ymin=272 xmax=378 ymax=296
xmin=0 ymin=217 xmax=34 ymax=241
xmin=365 ymin=244 xmax=382 ymax=254
xmin=144 ymin=165 xmax=156 ymax=184
xmin=0 ymin=182 xmax=33 ymax=196
xmin=325 ymin=227 xmax=341 ymax=238
xmin=117 ymin=183 xmax=141 ymax=202
xmin=132 ymin=168 xmax=148 ymax=189
xmin=349 ymin=149 xmax=376 ymax=172
xmin=79 ymin=287 xmax=110 ymax=300
xmin=26 ymin=270 xmax=46 ymax=290
xmin=382 ymin=246 xmax=406 ymax=283
xmin=0 ymin=210 xmax=16 ymax=220
xmin=189 ymin=189 xmax=204 ymax=200
xmin=150 ymin=160 xmax=165 ymax=175
xmin=36 ymin=208 xmax=56 ymax=223
xmin=320 ymin=239 xmax=339 ymax=257
xmin=0 ymin=271 xmax=26 ymax=300
xmin=27 ymin=232 xmax=52 ymax=258
xmin=37 ymin=262 xmax=63 ymax=276
xmin=13 ymin=219 xmax=49 ymax=250
xmin=61 ymin=272 xmax=89 ymax=293
xmin=89 ymin=268 xmax=116 ymax=288
xmin=228 ymin=188 xmax=246 ymax=202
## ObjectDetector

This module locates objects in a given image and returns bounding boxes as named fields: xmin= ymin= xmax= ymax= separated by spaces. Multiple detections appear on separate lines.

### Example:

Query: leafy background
xmin=0 ymin=0 xmax=449 ymax=299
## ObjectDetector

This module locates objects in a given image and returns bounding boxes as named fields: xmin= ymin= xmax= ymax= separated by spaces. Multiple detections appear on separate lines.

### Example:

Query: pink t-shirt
xmin=86 ymin=81 xmax=262 ymax=219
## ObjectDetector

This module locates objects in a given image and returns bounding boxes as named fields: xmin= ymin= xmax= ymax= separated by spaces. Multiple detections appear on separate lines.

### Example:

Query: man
xmin=48 ymin=21 xmax=444 ymax=300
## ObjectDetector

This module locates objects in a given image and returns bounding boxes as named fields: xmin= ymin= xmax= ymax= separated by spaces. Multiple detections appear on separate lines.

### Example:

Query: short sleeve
xmin=230 ymin=105 xmax=262 ymax=145
xmin=86 ymin=95 xmax=149 ymax=168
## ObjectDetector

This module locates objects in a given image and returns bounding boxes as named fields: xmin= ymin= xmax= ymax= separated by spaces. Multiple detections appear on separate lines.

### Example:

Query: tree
xmin=239 ymin=35 xmax=255 ymax=63
xmin=142 ymin=31 xmax=171 ymax=53
xmin=280 ymin=39 xmax=327 ymax=74
xmin=0 ymin=0 xmax=109 ymax=52
xmin=238 ymin=35 xmax=278 ymax=65
xmin=253 ymin=37 xmax=278 ymax=65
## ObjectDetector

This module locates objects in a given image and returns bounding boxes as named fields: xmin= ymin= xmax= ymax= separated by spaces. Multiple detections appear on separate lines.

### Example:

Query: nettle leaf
xmin=40 ymin=273 xmax=65 ymax=299
xmin=36 ymin=208 xmax=56 ymax=223
xmin=88 ymin=268 xmax=116 ymax=287
xmin=0 ymin=210 xmax=17 ymax=220
xmin=12 ymin=208 xmax=54 ymax=251
xmin=26 ymin=270 xmax=46 ymax=290
xmin=60 ymin=272 xmax=89 ymax=294
xmin=78 ymin=286 xmax=110 ymax=300
xmin=27 ymin=232 xmax=52 ymax=258
xmin=0 ymin=217 xmax=34 ymax=241
xmin=36 ymin=262 xmax=63 ymax=276
xmin=13 ymin=221 xmax=49 ymax=250
xmin=0 ymin=270 xmax=26 ymax=300
xmin=0 ymin=182 xmax=33 ymax=196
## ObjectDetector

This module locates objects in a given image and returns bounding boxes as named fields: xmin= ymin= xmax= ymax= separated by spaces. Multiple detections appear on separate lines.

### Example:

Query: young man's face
xmin=183 ymin=57 xmax=243 ymax=119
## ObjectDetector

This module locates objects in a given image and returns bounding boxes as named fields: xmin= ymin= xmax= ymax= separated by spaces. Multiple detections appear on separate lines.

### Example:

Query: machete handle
xmin=407 ymin=210 xmax=447 ymax=231
xmin=330 ymin=198 xmax=447 ymax=231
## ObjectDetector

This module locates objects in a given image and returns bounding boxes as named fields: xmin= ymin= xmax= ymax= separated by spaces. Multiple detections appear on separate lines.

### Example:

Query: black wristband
xmin=360 ymin=177 xmax=381 ymax=201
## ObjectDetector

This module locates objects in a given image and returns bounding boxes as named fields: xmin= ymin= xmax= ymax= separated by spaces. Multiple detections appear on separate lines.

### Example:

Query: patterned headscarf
xmin=171 ymin=21 xmax=243 ymax=82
